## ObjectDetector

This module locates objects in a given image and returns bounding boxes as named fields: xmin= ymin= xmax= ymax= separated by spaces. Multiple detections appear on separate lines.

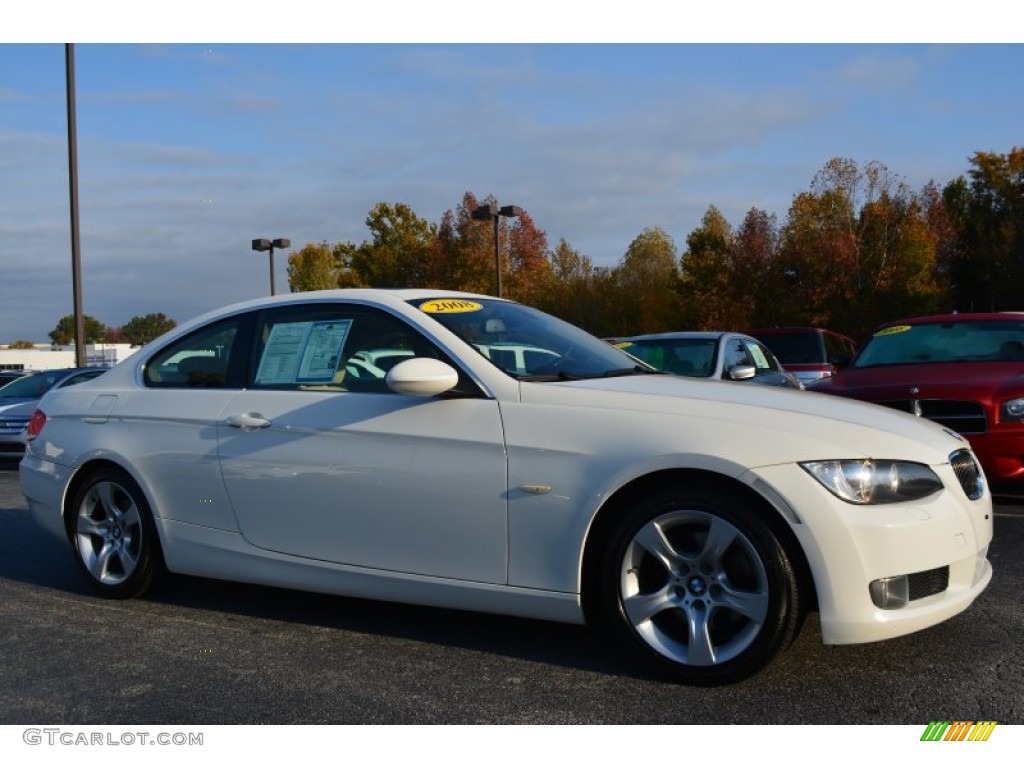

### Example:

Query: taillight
xmin=26 ymin=409 xmax=46 ymax=441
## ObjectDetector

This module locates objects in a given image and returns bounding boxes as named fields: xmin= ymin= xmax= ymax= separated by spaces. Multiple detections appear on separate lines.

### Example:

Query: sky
xmin=2 ymin=4 xmax=1023 ymax=342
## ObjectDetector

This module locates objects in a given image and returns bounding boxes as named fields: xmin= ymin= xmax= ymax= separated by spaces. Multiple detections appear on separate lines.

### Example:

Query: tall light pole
xmin=66 ymin=44 xmax=86 ymax=367
xmin=251 ymin=237 xmax=290 ymax=295
xmin=472 ymin=203 xmax=522 ymax=298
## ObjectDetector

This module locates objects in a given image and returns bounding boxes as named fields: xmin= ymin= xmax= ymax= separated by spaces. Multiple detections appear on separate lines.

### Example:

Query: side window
xmin=58 ymin=371 xmax=103 ymax=388
xmin=251 ymin=304 xmax=446 ymax=394
xmin=723 ymin=339 xmax=752 ymax=371
xmin=745 ymin=340 xmax=779 ymax=372
xmin=144 ymin=317 xmax=244 ymax=388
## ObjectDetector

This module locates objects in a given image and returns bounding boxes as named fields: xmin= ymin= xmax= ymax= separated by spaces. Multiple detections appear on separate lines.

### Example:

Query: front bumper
xmin=749 ymin=460 xmax=993 ymax=645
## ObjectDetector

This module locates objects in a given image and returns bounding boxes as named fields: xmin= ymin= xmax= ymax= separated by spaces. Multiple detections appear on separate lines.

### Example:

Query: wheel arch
xmin=579 ymin=468 xmax=817 ymax=625
xmin=62 ymin=457 xmax=158 ymax=539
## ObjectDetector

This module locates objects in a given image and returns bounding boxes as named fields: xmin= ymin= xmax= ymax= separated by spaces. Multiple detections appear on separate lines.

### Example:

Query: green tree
xmin=122 ymin=313 xmax=177 ymax=346
xmin=287 ymin=241 xmax=339 ymax=292
xmin=613 ymin=227 xmax=682 ymax=335
xmin=9 ymin=340 xmax=35 ymax=349
xmin=49 ymin=314 xmax=105 ymax=345
xmin=349 ymin=202 xmax=437 ymax=288
xmin=679 ymin=206 xmax=736 ymax=329
xmin=943 ymin=147 xmax=1024 ymax=311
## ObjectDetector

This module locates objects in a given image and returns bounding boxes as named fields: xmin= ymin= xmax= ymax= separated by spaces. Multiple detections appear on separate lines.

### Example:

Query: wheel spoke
xmin=96 ymin=482 xmax=117 ymax=517
xmin=632 ymin=520 xmax=682 ymax=570
xmin=118 ymin=544 xmax=139 ymax=576
xmin=622 ymin=585 xmax=674 ymax=626
xmin=89 ymin=541 xmax=117 ymax=581
xmin=684 ymin=606 xmax=716 ymax=666
xmin=120 ymin=501 xmax=141 ymax=530
xmin=717 ymin=584 xmax=769 ymax=623
xmin=76 ymin=516 xmax=106 ymax=537
xmin=700 ymin=516 xmax=739 ymax=569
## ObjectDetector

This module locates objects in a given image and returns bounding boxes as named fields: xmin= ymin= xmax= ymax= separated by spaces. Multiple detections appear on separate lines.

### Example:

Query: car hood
xmin=518 ymin=374 xmax=966 ymax=466
xmin=813 ymin=362 xmax=1024 ymax=401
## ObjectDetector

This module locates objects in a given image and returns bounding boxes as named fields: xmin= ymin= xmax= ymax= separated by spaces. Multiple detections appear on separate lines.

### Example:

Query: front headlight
xmin=800 ymin=459 xmax=943 ymax=504
xmin=1000 ymin=397 xmax=1024 ymax=422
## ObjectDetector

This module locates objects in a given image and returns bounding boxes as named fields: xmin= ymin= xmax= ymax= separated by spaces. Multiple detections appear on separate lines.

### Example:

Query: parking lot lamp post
xmin=251 ymin=238 xmax=290 ymax=295
xmin=471 ymin=204 xmax=522 ymax=298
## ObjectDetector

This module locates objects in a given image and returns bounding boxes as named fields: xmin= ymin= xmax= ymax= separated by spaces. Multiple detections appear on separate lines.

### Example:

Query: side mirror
xmin=727 ymin=364 xmax=756 ymax=381
xmin=385 ymin=358 xmax=459 ymax=397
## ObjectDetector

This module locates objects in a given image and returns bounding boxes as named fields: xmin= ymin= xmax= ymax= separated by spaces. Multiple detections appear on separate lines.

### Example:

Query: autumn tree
xmin=426 ymin=193 xmax=501 ymax=294
xmin=49 ymin=314 xmax=105 ymax=345
xmin=504 ymin=210 xmax=553 ymax=306
xmin=730 ymin=208 xmax=782 ymax=328
xmin=122 ymin=313 xmax=177 ymax=346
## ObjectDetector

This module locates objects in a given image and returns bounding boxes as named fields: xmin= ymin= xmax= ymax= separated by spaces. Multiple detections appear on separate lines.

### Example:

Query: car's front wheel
xmin=600 ymin=484 xmax=802 ymax=685
xmin=67 ymin=467 xmax=162 ymax=599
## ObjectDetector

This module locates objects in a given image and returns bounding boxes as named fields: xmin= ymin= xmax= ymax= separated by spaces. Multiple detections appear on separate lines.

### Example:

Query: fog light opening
xmin=870 ymin=575 xmax=909 ymax=609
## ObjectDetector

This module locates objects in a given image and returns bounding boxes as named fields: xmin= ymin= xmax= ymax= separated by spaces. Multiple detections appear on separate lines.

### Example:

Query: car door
xmin=217 ymin=302 xmax=509 ymax=584
xmin=722 ymin=337 xmax=794 ymax=387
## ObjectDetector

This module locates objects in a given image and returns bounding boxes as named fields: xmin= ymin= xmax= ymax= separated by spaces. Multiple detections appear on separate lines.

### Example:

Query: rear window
xmin=751 ymin=332 xmax=824 ymax=365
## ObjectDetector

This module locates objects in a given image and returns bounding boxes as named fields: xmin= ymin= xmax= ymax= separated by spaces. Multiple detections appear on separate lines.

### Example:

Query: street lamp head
xmin=272 ymin=238 xmax=291 ymax=249
xmin=472 ymin=203 xmax=498 ymax=220
xmin=499 ymin=205 xmax=522 ymax=218
xmin=252 ymin=238 xmax=272 ymax=252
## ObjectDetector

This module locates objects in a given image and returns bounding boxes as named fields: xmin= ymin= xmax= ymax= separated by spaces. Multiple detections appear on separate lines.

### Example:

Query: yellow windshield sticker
xmin=876 ymin=325 xmax=911 ymax=337
xmin=420 ymin=299 xmax=483 ymax=314
xmin=614 ymin=341 xmax=634 ymax=349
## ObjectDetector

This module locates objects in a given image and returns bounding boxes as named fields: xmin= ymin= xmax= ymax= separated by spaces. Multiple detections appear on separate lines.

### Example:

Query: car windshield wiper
xmin=602 ymin=366 xmax=665 ymax=377
xmin=519 ymin=371 xmax=587 ymax=382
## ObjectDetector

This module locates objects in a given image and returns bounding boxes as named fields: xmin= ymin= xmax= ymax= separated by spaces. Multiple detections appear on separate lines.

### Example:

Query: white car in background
xmin=20 ymin=289 xmax=992 ymax=685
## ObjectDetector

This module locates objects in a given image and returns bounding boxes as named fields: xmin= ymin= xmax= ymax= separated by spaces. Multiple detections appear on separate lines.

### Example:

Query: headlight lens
xmin=1000 ymin=397 xmax=1024 ymax=422
xmin=800 ymin=459 xmax=943 ymax=504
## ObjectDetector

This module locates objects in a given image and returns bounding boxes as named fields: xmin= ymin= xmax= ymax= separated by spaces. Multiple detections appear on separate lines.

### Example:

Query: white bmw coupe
xmin=21 ymin=290 xmax=993 ymax=685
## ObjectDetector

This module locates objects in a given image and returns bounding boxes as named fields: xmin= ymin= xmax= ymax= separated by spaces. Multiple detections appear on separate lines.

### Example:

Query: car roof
xmin=747 ymin=326 xmax=853 ymax=339
xmin=872 ymin=312 xmax=1024 ymax=329
xmin=615 ymin=331 xmax=731 ymax=342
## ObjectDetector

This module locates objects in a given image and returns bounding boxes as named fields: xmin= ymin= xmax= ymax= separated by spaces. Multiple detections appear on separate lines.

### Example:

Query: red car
xmin=811 ymin=313 xmax=1024 ymax=495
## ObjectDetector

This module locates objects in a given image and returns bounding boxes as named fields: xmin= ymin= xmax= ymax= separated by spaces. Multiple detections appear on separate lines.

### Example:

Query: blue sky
xmin=2 ymin=6 xmax=1023 ymax=341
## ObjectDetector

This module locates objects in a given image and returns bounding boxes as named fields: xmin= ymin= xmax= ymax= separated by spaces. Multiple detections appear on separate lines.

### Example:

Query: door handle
xmin=224 ymin=413 xmax=271 ymax=430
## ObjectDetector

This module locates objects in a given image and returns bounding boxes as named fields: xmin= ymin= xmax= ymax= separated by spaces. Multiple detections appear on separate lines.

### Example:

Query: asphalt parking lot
xmin=1 ymin=461 xmax=1022 ymax=725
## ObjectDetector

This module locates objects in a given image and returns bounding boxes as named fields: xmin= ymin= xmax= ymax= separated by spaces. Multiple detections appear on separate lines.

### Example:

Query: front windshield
xmin=411 ymin=297 xmax=655 ymax=380
xmin=614 ymin=338 xmax=717 ymax=377
xmin=854 ymin=320 xmax=1024 ymax=368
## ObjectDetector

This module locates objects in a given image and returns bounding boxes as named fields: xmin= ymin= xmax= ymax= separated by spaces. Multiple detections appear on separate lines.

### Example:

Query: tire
xmin=599 ymin=484 xmax=801 ymax=685
xmin=66 ymin=467 xmax=163 ymax=599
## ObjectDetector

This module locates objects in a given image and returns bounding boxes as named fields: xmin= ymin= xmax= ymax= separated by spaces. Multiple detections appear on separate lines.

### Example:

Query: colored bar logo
xmin=921 ymin=721 xmax=997 ymax=741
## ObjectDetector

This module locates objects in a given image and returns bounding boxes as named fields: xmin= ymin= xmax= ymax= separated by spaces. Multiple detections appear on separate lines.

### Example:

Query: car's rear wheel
xmin=600 ymin=485 xmax=801 ymax=685
xmin=67 ymin=467 xmax=162 ymax=599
